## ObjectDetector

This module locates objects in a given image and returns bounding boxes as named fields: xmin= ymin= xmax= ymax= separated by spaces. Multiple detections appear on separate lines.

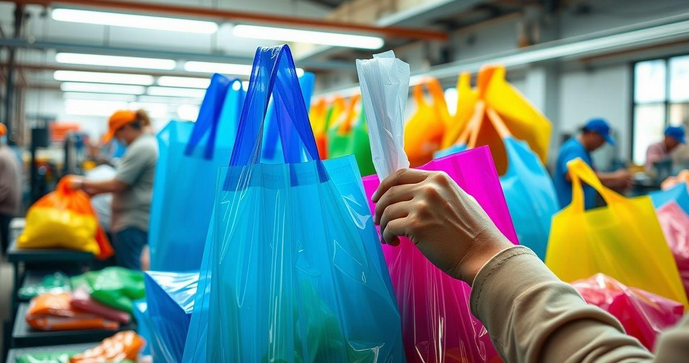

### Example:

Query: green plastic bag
xmin=18 ymin=272 xmax=72 ymax=300
xmin=16 ymin=351 xmax=79 ymax=363
xmin=326 ymin=95 xmax=376 ymax=176
xmin=86 ymin=267 xmax=145 ymax=313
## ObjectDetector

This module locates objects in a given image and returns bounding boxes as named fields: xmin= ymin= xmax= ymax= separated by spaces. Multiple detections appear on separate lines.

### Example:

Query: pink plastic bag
xmin=656 ymin=201 xmax=689 ymax=302
xmin=363 ymin=146 xmax=518 ymax=363
xmin=572 ymin=274 xmax=684 ymax=350
xmin=71 ymin=287 xmax=131 ymax=324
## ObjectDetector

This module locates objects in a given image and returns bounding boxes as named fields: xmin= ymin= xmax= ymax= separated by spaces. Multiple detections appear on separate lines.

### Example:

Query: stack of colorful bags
xmin=14 ymin=330 xmax=145 ymax=363
xmin=25 ymin=267 xmax=144 ymax=332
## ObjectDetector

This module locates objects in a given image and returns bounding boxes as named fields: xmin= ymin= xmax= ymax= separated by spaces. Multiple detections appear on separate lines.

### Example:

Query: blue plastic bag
xmin=132 ymin=299 xmax=151 ymax=356
xmin=651 ymin=182 xmax=689 ymax=215
xmin=182 ymin=45 xmax=403 ymax=363
xmin=148 ymin=74 xmax=245 ymax=271
xmin=145 ymin=271 xmax=198 ymax=363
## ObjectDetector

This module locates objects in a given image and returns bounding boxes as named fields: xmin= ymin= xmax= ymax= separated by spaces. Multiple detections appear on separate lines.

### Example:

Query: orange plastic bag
xmin=404 ymin=77 xmax=451 ymax=166
xmin=26 ymin=293 xmax=119 ymax=331
xmin=309 ymin=98 xmax=329 ymax=160
xmin=18 ymin=176 xmax=113 ymax=259
xmin=71 ymin=330 xmax=145 ymax=363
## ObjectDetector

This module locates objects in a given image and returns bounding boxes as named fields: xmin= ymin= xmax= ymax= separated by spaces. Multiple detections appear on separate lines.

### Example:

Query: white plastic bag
xmin=356 ymin=51 xmax=410 ymax=180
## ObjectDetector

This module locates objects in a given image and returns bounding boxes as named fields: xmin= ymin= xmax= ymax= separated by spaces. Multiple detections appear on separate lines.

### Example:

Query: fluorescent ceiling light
xmin=233 ymin=24 xmax=384 ymax=50
xmin=157 ymin=76 xmax=210 ymax=89
xmin=147 ymin=86 xmax=207 ymax=98
xmin=137 ymin=95 xmax=202 ymax=105
xmin=52 ymin=8 xmax=218 ymax=34
xmin=184 ymin=61 xmax=253 ymax=75
xmin=56 ymin=53 xmax=176 ymax=70
xmin=54 ymin=70 xmax=153 ymax=85
xmin=63 ymin=92 xmax=137 ymax=102
xmin=61 ymin=82 xmax=146 ymax=94
xmin=65 ymin=99 xmax=128 ymax=116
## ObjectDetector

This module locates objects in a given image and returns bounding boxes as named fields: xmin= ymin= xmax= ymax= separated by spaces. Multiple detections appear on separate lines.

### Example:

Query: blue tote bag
xmin=148 ymin=74 xmax=245 ymax=271
xmin=182 ymin=45 xmax=403 ymax=362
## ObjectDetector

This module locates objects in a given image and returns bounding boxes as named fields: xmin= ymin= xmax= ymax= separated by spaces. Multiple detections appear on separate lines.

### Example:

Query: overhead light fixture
xmin=65 ymin=99 xmax=129 ymax=116
xmin=137 ymin=95 xmax=202 ymax=105
xmin=52 ymin=8 xmax=218 ymax=34
xmin=157 ymin=76 xmax=210 ymax=89
xmin=54 ymin=70 xmax=154 ymax=85
xmin=63 ymin=92 xmax=138 ymax=102
xmin=184 ymin=61 xmax=253 ymax=75
xmin=147 ymin=86 xmax=207 ymax=98
xmin=56 ymin=53 xmax=177 ymax=70
xmin=233 ymin=24 xmax=384 ymax=50
xmin=61 ymin=82 xmax=146 ymax=94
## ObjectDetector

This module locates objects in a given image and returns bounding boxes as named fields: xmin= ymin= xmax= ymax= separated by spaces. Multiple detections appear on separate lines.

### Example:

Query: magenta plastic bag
xmin=657 ymin=201 xmax=689 ymax=302
xmin=572 ymin=273 xmax=684 ymax=350
xmin=362 ymin=146 xmax=518 ymax=363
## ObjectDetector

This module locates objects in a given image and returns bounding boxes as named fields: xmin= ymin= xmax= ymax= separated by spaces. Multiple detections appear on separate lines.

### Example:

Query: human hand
xmin=613 ymin=170 xmax=632 ymax=189
xmin=372 ymin=169 xmax=513 ymax=283
xmin=64 ymin=175 xmax=84 ymax=190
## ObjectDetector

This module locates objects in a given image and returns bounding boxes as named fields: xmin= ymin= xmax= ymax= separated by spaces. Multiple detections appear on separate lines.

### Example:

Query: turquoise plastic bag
xmin=651 ymin=182 xmax=689 ymax=215
xmin=182 ymin=45 xmax=403 ymax=362
xmin=148 ymin=74 xmax=244 ymax=271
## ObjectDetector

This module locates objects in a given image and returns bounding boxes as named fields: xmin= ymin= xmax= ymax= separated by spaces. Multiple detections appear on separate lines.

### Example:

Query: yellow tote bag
xmin=404 ymin=77 xmax=451 ymax=167
xmin=546 ymin=158 xmax=688 ymax=308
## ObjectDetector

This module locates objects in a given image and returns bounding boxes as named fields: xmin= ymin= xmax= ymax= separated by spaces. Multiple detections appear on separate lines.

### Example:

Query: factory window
xmin=632 ymin=55 xmax=689 ymax=165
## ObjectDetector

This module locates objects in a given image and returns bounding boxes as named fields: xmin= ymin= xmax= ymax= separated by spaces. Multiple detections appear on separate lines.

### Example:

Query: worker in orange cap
xmin=0 ymin=123 xmax=21 ymax=254
xmin=69 ymin=110 xmax=158 ymax=270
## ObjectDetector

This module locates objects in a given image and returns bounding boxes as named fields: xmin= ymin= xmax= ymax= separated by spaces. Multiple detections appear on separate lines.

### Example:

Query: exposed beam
xmin=9 ymin=0 xmax=448 ymax=41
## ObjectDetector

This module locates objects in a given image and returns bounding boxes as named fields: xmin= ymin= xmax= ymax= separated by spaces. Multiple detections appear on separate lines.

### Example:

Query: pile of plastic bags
xmin=15 ymin=331 xmax=145 ymax=363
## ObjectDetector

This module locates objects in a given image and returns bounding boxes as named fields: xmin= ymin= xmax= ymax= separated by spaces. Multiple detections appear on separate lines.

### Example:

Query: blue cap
xmin=584 ymin=118 xmax=615 ymax=146
xmin=665 ymin=126 xmax=686 ymax=144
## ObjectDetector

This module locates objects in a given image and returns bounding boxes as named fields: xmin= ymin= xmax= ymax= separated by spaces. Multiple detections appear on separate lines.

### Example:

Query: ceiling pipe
xmin=9 ymin=0 xmax=448 ymax=41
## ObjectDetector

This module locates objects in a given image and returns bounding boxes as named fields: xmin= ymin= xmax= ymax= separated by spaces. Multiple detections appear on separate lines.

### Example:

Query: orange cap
xmin=102 ymin=110 xmax=136 ymax=144
xmin=0 ymin=123 xmax=7 ymax=137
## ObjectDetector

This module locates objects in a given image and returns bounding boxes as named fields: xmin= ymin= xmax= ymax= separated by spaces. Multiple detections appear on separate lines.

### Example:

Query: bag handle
xmin=184 ymin=74 xmax=235 ymax=159
xmin=454 ymin=101 xmax=485 ymax=147
xmin=567 ymin=158 xmax=626 ymax=212
xmin=413 ymin=77 xmax=449 ymax=110
xmin=337 ymin=94 xmax=361 ymax=134
xmin=229 ymin=45 xmax=322 ymax=169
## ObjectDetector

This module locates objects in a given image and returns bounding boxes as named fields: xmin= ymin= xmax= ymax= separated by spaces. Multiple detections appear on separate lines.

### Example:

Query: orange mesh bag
xmin=18 ymin=176 xmax=113 ymax=259
xmin=26 ymin=293 xmax=119 ymax=331
xmin=70 ymin=331 xmax=145 ymax=363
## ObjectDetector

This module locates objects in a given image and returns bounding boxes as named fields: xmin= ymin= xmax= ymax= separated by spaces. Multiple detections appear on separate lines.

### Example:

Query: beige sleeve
xmin=469 ymin=246 xmax=657 ymax=363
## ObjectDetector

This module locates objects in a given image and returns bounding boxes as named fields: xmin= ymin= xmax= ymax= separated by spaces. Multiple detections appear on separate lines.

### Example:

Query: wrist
xmin=456 ymin=229 xmax=512 ymax=284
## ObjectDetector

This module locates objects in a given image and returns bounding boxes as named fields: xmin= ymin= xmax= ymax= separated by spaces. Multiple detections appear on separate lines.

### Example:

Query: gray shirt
xmin=0 ymin=145 xmax=21 ymax=216
xmin=112 ymin=134 xmax=157 ymax=232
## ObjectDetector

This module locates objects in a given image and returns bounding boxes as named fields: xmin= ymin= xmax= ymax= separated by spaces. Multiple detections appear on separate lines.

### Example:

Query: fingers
xmin=382 ymin=217 xmax=409 ymax=245
xmin=372 ymin=169 xmax=429 ymax=202
xmin=378 ymin=200 xmax=412 ymax=238
xmin=374 ymin=185 xmax=416 ymax=224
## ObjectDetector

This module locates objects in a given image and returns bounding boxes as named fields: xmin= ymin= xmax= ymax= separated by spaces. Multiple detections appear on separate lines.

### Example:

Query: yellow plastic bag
xmin=404 ymin=77 xmax=451 ymax=167
xmin=18 ymin=177 xmax=113 ymax=259
xmin=441 ymin=73 xmax=478 ymax=149
xmin=545 ymin=158 xmax=689 ymax=308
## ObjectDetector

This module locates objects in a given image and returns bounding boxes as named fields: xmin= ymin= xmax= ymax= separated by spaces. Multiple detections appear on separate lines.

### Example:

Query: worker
xmin=0 ymin=123 xmax=21 ymax=254
xmin=646 ymin=126 xmax=686 ymax=172
xmin=68 ymin=110 xmax=157 ymax=270
xmin=553 ymin=118 xmax=631 ymax=209
xmin=373 ymin=168 xmax=689 ymax=362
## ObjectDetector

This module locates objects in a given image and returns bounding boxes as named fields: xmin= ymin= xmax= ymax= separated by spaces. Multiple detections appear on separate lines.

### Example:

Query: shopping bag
xmin=132 ymin=299 xmax=152 ymax=355
xmin=546 ymin=158 xmax=689 ymax=307
xmin=326 ymin=95 xmax=376 ymax=176
xmin=85 ymin=267 xmax=145 ymax=313
xmin=651 ymin=182 xmax=689 ymax=215
xmin=182 ymin=44 xmax=403 ymax=362
xmin=149 ymin=74 xmax=243 ymax=271
xmin=405 ymin=77 xmax=451 ymax=167
xmin=441 ymin=72 xmax=478 ymax=148
xmin=145 ymin=271 xmax=197 ymax=363
xmin=437 ymin=102 xmax=558 ymax=259
xmin=16 ymin=351 xmax=80 ymax=363
xmin=656 ymin=201 xmax=689 ymax=301
xmin=71 ymin=286 xmax=131 ymax=324
xmin=18 ymin=271 xmax=72 ymax=300
xmin=309 ymin=98 xmax=329 ymax=159
xmin=572 ymin=274 xmax=684 ymax=350
xmin=70 ymin=331 xmax=145 ymax=363
xmin=362 ymin=148 xmax=518 ymax=362
xmin=26 ymin=293 xmax=119 ymax=331
xmin=18 ymin=176 xmax=113 ymax=259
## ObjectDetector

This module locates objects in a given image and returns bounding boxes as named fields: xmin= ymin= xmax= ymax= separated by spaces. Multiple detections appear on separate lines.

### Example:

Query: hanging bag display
xmin=546 ymin=158 xmax=689 ymax=308
xmin=326 ymin=94 xmax=376 ymax=176
xmin=182 ymin=45 xmax=404 ymax=362
xmin=404 ymin=77 xmax=451 ymax=167
xmin=148 ymin=74 xmax=243 ymax=271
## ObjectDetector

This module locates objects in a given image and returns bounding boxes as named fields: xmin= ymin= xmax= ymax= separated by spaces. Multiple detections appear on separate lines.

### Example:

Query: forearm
xmin=597 ymin=172 xmax=623 ymax=188
xmin=470 ymin=246 xmax=654 ymax=363
xmin=82 ymin=178 xmax=126 ymax=194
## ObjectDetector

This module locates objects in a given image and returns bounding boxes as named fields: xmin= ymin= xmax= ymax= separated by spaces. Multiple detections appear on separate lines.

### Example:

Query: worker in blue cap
xmin=553 ymin=118 xmax=631 ymax=210
xmin=645 ymin=126 xmax=686 ymax=171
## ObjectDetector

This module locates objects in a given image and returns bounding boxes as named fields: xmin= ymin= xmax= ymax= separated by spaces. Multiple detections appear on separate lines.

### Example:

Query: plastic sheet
xmin=70 ymin=330 xmax=145 ymax=362
xmin=26 ymin=293 xmax=119 ymax=331
xmin=651 ymin=182 xmax=689 ymax=215
xmin=183 ymin=45 xmax=403 ymax=362
xmin=362 ymin=146 xmax=518 ymax=363
xmin=18 ymin=177 xmax=113 ymax=259
xmin=148 ymin=74 xmax=243 ymax=272
xmin=132 ymin=299 xmax=152 ymax=356
xmin=546 ymin=158 xmax=689 ymax=308
xmin=145 ymin=271 xmax=197 ymax=363
xmin=572 ymin=274 xmax=684 ymax=350
xmin=656 ymin=201 xmax=689 ymax=302
xmin=84 ymin=267 xmax=145 ymax=313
